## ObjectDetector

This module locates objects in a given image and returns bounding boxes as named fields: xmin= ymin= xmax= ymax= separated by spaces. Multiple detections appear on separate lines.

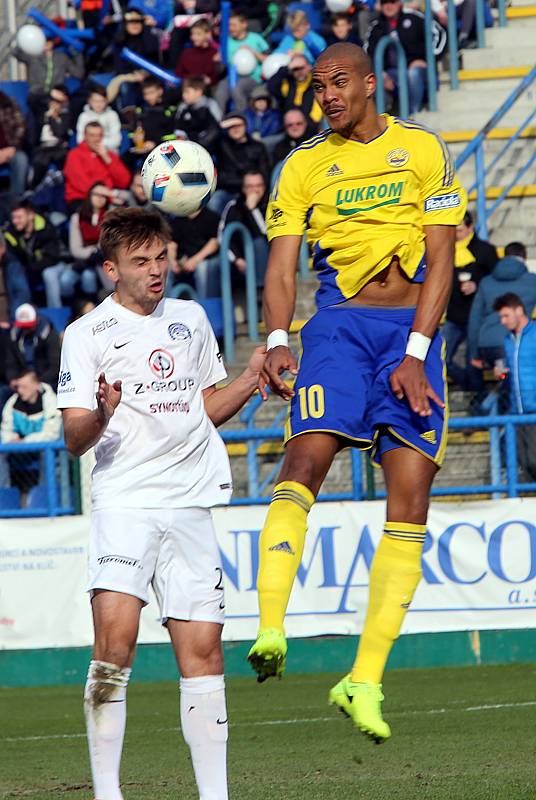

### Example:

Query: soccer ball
xmin=141 ymin=140 xmax=216 ymax=216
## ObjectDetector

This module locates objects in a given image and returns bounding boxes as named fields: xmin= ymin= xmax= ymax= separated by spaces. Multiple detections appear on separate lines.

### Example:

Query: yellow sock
xmin=257 ymin=481 xmax=314 ymax=631
xmin=351 ymin=521 xmax=427 ymax=684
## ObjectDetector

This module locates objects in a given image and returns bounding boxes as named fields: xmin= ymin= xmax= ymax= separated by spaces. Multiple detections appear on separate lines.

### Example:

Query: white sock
xmin=180 ymin=674 xmax=228 ymax=800
xmin=84 ymin=660 xmax=131 ymax=800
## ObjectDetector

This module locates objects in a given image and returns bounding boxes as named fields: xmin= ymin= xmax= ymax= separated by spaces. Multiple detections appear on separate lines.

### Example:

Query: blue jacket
xmin=274 ymin=31 xmax=327 ymax=63
xmin=504 ymin=321 xmax=536 ymax=413
xmin=467 ymin=257 xmax=536 ymax=358
xmin=244 ymin=108 xmax=282 ymax=139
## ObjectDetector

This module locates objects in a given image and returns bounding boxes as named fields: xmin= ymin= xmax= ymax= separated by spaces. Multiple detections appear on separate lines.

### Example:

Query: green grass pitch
xmin=1 ymin=663 xmax=535 ymax=799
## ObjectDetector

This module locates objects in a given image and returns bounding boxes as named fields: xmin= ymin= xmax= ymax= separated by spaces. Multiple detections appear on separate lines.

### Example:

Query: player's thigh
xmin=381 ymin=445 xmax=438 ymax=523
xmin=167 ymin=619 xmax=224 ymax=677
xmin=91 ymin=590 xmax=143 ymax=667
xmin=278 ymin=432 xmax=341 ymax=496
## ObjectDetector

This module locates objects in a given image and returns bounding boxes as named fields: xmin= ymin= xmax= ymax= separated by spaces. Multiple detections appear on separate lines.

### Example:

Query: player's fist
xmin=96 ymin=372 xmax=122 ymax=423
xmin=263 ymin=346 xmax=297 ymax=401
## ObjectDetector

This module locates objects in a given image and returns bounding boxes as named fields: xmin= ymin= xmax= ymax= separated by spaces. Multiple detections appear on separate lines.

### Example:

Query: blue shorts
xmin=285 ymin=305 xmax=447 ymax=466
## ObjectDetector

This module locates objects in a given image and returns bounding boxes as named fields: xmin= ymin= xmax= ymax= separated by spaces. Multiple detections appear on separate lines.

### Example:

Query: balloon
xmin=261 ymin=52 xmax=291 ymax=80
xmin=325 ymin=0 xmax=353 ymax=11
xmin=16 ymin=24 xmax=46 ymax=57
xmin=232 ymin=47 xmax=257 ymax=77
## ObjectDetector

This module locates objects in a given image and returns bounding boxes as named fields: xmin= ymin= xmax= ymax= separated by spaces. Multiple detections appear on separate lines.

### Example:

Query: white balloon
xmin=16 ymin=24 xmax=46 ymax=57
xmin=232 ymin=47 xmax=257 ymax=77
xmin=325 ymin=0 xmax=352 ymax=11
xmin=261 ymin=52 xmax=291 ymax=81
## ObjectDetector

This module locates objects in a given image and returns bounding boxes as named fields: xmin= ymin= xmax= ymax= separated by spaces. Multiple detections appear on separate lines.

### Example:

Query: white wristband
xmin=405 ymin=331 xmax=431 ymax=361
xmin=267 ymin=329 xmax=289 ymax=350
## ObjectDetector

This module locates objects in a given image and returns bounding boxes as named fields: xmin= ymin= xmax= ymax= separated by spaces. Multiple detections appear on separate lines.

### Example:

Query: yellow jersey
xmin=266 ymin=114 xmax=467 ymax=308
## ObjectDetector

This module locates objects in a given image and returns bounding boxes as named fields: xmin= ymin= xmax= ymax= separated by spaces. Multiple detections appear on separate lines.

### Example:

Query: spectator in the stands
xmin=12 ymin=28 xmax=83 ymax=128
xmin=126 ymin=0 xmax=173 ymax=30
xmin=274 ymin=10 xmax=327 ymax=62
xmin=365 ymin=0 xmax=446 ymax=114
xmin=5 ymin=304 xmax=61 ymax=391
xmin=443 ymin=210 xmax=498 ymax=390
xmin=214 ymin=11 xmax=270 ymax=112
xmin=168 ymin=206 xmax=220 ymax=298
xmin=5 ymin=201 xmax=68 ymax=308
xmin=66 ymin=182 xmax=109 ymax=300
xmin=175 ymin=18 xmax=223 ymax=87
xmin=67 ymin=296 xmax=97 ymax=327
xmin=63 ymin=121 xmax=131 ymax=212
xmin=76 ymin=86 xmax=122 ymax=152
xmin=245 ymin=85 xmax=282 ymax=144
xmin=110 ymin=9 xmax=160 ymax=108
xmin=272 ymin=108 xmax=318 ymax=167
xmin=325 ymin=12 xmax=363 ymax=47
xmin=494 ymin=293 xmax=536 ymax=481
xmin=468 ymin=242 xmax=536 ymax=373
xmin=124 ymin=77 xmax=178 ymax=159
xmin=0 ymin=233 xmax=31 ymax=321
xmin=174 ymin=76 xmax=220 ymax=151
xmin=267 ymin=53 xmax=323 ymax=129
xmin=219 ymin=171 xmax=269 ymax=291
xmin=0 ymin=369 xmax=62 ymax=491
xmin=123 ymin=171 xmax=152 ymax=208
xmin=31 ymin=84 xmax=72 ymax=189
xmin=0 ymin=91 xmax=28 ymax=202
xmin=209 ymin=112 xmax=270 ymax=214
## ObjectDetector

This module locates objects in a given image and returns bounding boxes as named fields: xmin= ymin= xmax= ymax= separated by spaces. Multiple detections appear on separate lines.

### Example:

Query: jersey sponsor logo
xmin=268 ymin=205 xmax=286 ymax=228
xmin=148 ymin=348 xmax=175 ymax=379
xmin=58 ymin=370 xmax=71 ymax=388
xmin=92 ymin=317 xmax=118 ymax=335
xmin=97 ymin=554 xmax=142 ymax=569
xmin=424 ymin=192 xmax=461 ymax=212
xmin=420 ymin=429 xmax=437 ymax=444
xmin=326 ymin=163 xmax=343 ymax=177
xmin=149 ymin=399 xmax=190 ymax=413
xmin=168 ymin=322 xmax=192 ymax=341
xmin=268 ymin=540 xmax=296 ymax=555
xmin=335 ymin=181 xmax=405 ymax=215
xmin=386 ymin=148 xmax=410 ymax=168
xmin=134 ymin=377 xmax=195 ymax=395
xmin=219 ymin=482 xmax=232 ymax=490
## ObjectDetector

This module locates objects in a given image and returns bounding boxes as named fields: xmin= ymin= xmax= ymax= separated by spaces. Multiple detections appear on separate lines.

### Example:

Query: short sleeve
xmin=266 ymin=153 xmax=309 ymax=240
xmin=56 ymin=322 xmax=99 ymax=410
xmin=197 ymin=307 xmax=227 ymax=390
xmin=419 ymin=133 xmax=467 ymax=225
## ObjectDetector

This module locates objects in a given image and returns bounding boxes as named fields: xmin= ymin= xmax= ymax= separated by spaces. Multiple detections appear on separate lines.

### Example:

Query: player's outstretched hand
xmin=96 ymin=372 xmax=122 ymax=423
xmin=245 ymin=345 xmax=269 ymax=400
xmin=262 ymin=346 xmax=297 ymax=401
xmin=390 ymin=356 xmax=444 ymax=417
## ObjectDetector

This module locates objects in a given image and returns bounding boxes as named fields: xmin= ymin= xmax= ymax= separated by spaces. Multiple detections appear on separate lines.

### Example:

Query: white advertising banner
xmin=1 ymin=498 xmax=535 ymax=650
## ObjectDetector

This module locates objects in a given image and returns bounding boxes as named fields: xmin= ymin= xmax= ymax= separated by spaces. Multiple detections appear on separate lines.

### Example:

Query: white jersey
xmin=57 ymin=296 xmax=232 ymax=510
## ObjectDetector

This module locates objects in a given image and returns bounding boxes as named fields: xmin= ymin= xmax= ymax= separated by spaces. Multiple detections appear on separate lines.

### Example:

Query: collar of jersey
xmin=107 ymin=294 xmax=165 ymax=321
xmin=332 ymin=113 xmax=392 ymax=147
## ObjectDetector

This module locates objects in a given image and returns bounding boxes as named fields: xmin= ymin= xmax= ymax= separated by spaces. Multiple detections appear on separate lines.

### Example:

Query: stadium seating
xmin=0 ymin=80 xmax=29 ymax=114
xmin=0 ymin=486 xmax=21 ymax=510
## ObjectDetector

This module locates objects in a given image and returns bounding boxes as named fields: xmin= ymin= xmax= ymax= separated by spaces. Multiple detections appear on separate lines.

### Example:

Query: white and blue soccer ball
xmin=141 ymin=140 xmax=216 ymax=216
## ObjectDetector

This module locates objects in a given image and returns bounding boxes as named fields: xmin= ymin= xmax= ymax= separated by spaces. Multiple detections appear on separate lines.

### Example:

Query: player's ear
xmin=103 ymin=259 xmax=118 ymax=283
xmin=364 ymin=71 xmax=376 ymax=100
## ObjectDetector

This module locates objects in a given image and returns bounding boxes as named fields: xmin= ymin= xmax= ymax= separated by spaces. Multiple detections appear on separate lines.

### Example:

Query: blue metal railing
xmin=0 ymin=440 xmax=75 ymax=518
xmin=221 ymin=414 xmax=536 ymax=504
xmin=455 ymin=63 xmax=536 ymax=238
xmin=373 ymin=35 xmax=410 ymax=119
xmin=220 ymin=222 xmax=259 ymax=363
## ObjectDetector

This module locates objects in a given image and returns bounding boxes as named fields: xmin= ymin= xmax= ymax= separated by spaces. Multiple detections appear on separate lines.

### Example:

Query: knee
xmin=180 ymin=640 xmax=223 ymax=678
xmin=93 ymin=639 xmax=135 ymax=669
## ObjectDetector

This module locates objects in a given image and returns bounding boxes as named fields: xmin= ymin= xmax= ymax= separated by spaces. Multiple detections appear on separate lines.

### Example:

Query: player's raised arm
xmin=203 ymin=345 xmax=267 ymax=426
xmin=63 ymin=374 xmax=122 ymax=456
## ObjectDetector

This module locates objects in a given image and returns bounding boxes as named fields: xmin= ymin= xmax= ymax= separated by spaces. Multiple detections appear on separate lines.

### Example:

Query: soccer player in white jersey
xmin=57 ymin=207 xmax=266 ymax=800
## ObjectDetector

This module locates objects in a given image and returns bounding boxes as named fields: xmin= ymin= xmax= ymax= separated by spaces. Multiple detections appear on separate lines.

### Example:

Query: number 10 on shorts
xmin=298 ymin=384 xmax=325 ymax=420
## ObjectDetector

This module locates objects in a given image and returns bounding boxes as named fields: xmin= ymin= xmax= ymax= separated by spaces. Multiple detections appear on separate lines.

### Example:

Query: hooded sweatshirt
xmin=76 ymin=104 xmax=122 ymax=152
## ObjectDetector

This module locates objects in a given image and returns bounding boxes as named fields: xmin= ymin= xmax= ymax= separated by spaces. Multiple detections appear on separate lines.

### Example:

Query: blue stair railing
xmin=220 ymin=222 xmax=259 ymax=363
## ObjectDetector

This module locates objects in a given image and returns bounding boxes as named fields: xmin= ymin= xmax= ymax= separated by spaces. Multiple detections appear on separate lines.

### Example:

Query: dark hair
xmin=79 ymin=182 xmax=109 ymax=222
xmin=99 ymin=207 xmax=171 ymax=262
xmin=243 ymin=170 xmax=265 ymax=182
xmin=11 ymin=199 xmax=35 ymax=214
xmin=17 ymin=369 xmax=39 ymax=382
xmin=493 ymin=292 xmax=526 ymax=313
xmin=183 ymin=75 xmax=206 ymax=93
xmin=52 ymin=83 xmax=69 ymax=96
xmin=463 ymin=210 xmax=473 ymax=226
xmin=142 ymin=76 xmax=164 ymax=91
xmin=88 ymin=85 xmax=107 ymax=98
xmin=230 ymin=10 xmax=247 ymax=21
xmin=331 ymin=12 xmax=351 ymax=23
xmin=84 ymin=120 xmax=103 ymax=133
xmin=504 ymin=241 xmax=527 ymax=259
xmin=191 ymin=18 xmax=211 ymax=32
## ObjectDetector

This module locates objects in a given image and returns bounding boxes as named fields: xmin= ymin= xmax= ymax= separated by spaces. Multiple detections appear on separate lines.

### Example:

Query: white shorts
xmin=88 ymin=507 xmax=225 ymax=625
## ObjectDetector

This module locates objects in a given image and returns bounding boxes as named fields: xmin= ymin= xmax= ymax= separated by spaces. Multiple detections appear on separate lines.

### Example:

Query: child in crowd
xmin=76 ymin=86 xmax=122 ymax=152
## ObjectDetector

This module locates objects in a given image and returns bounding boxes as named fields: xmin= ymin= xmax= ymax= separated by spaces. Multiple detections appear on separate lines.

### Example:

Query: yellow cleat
xmin=329 ymin=674 xmax=391 ymax=744
xmin=247 ymin=628 xmax=287 ymax=683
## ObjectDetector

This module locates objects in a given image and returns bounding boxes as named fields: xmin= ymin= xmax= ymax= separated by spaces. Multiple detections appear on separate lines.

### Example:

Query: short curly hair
xmin=99 ymin=207 xmax=171 ymax=262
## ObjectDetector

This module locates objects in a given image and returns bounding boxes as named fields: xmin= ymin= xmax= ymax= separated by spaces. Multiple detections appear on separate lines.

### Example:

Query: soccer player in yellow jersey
xmin=248 ymin=43 xmax=467 ymax=743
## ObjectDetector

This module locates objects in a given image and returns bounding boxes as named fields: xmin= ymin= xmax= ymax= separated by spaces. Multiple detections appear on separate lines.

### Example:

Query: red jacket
xmin=63 ymin=141 xmax=131 ymax=202
xmin=175 ymin=43 xmax=221 ymax=85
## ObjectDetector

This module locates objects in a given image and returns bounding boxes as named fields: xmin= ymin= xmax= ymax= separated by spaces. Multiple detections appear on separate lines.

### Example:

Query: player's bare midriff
xmin=339 ymin=256 xmax=421 ymax=308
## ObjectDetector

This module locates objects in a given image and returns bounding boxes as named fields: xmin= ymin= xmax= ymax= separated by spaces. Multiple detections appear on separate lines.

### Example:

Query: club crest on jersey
xmin=386 ymin=148 xmax=410 ymax=168
xmin=168 ymin=322 xmax=192 ymax=341
xmin=148 ymin=348 xmax=175 ymax=379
